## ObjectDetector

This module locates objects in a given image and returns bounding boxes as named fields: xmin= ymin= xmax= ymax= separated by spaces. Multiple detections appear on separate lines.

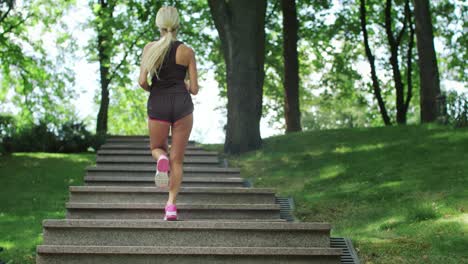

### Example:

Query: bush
xmin=0 ymin=115 xmax=15 ymax=155
xmin=0 ymin=116 xmax=96 ymax=153
xmin=57 ymin=121 xmax=93 ymax=153
xmin=4 ymin=120 xmax=59 ymax=152
xmin=445 ymin=90 xmax=468 ymax=128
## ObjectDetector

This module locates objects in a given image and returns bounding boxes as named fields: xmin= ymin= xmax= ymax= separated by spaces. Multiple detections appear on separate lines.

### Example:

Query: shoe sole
xmin=155 ymin=157 xmax=169 ymax=188
xmin=163 ymin=216 xmax=177 ymax=221
xmin=155 ymin=171 xmax=169 ymax=188
xmin=164 ymin=208 xmax=177 ymax=221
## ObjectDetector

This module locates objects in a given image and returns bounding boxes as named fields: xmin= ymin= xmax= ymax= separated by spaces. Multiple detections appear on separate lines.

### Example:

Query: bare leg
xmin=148 ymin=118 xmax=171 ymax=161
xmin=167 ymin=113 xmax=193 ymax=205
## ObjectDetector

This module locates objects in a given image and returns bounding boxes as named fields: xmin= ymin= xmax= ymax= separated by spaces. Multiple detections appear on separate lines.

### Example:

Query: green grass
xmin=0 ymin=152 xmax=95 ymax=264
xmin=202 ymin=124 xmax=468 ymax=264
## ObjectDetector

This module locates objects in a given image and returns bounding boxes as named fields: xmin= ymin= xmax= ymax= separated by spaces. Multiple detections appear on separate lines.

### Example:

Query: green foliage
xmin=0 ymin=0 xmax=78 ymax=129
xmin=257 ymin=0 xmax=463 ymax=130
xmin=1 ymin=0 xmax=465 ymax=138
xmin=214 ymin=125 xmax=468 ymax=263
xmin=431 ymin=0 xmax=467 ymax=83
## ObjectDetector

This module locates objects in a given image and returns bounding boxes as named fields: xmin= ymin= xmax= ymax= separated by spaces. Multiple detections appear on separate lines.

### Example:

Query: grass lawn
xmin=202 ymin=124 xmax=468 ymax=264
xmin=0 ymin=152 xmax=96 ymax=264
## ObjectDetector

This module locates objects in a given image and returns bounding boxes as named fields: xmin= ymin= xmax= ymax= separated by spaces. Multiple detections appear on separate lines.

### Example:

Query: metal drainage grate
xmin=275 ymin=196 xmax=295 ymax=222
xmin=331 ymin=237 xmax=361 ymax=264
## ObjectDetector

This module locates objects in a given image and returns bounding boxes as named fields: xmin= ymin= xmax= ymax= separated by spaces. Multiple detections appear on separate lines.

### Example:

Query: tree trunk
xmin=95 ymin=0 xmax=114 ymax=136
xmin=281 ymin=0 xmax=301 ymax=133
xmin=208 ymin=0 xmax=266 ymax=154
xmin=359 ymin=0 xmax=392 ymax=126
xmin=413 ymin=0 xmax=441 ymax=122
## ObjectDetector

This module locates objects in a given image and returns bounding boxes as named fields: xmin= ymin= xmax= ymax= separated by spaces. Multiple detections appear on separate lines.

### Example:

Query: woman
xmin=138 ymin=6 xmax=199 ymax=221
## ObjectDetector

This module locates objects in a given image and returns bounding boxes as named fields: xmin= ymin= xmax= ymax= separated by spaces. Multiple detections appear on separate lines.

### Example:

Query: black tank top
xmin=150 ymin=40 xmax=188 ymax=94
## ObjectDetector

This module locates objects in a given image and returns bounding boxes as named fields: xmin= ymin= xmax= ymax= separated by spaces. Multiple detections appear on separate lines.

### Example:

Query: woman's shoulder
xmin=144 ymin=40 xmax=194 ymax=55
xmin=177 ymin=42 xmax=195 ymax=55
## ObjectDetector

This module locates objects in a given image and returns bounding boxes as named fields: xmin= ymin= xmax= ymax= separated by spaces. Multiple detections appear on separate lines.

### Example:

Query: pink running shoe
xmin=164 ymin=204 xmax=177 ymax=221
xmin=155 ymin=155 xmax=169 ymax=188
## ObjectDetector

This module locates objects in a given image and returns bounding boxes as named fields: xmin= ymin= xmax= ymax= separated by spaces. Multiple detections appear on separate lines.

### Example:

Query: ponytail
xmin=141 ymin=32 xmax=174 ymax=80
xmin=141 ymin=6 xmax=180 ymax=80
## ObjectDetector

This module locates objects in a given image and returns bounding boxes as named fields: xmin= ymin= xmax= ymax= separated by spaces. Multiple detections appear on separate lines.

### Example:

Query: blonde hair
xmin=141 ymin=6 xmax=180 ymax=80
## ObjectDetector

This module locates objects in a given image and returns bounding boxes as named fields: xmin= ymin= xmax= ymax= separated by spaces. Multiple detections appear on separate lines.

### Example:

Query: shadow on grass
xmin=0 ymin=152 xmax=96 ymax=264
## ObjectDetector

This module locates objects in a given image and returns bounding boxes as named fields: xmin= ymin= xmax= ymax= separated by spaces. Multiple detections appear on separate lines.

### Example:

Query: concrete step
xmin=107 ymin=135 xmax=149 ymax=140
xmin=65 ymin=203 xmax=281 ymax=220
xmin=86 ymin=165 xmax=240 ymax=178
xmin=97 ymin=149 xmax=218 ymax=157
xmin=36 ymin=245 xmax=342 ymax=264
xmin=106 ymin=137 xmax=196 ymax=144
xmin=84 ymin=176 xmax=246 ymax=187
xmin=41 ymin=219 xmax=332 ymax=248
xmin=68 ymin=186 xmax=276 ymax=204
xmin=95 ymin=155 xmax=220 ymax=167
xmin=100 ymin=143 xmax=202 ymax=150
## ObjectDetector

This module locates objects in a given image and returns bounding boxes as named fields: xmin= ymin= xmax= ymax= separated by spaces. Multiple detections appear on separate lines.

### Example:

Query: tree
xmin=384 ymin=0 xmax=415 ymax=124
xmin=281 ymin=0 xmax=302 ymax=133
xmin=359 ymin=0 xmax=392 ymax=125
xmin=208 ymin=0 xmax=266 ymax=154
xmin=413 ymin=0 xmax=441 ymax=122
xmin=93 ymin=0 xmax=115 ymax=136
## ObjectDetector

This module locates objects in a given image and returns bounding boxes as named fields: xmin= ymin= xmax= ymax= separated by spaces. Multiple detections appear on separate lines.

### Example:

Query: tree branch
xmin=0 ymin=11 xmax=33 ymax=37
xmin=385 ymin=0 xmax=396 ymax=47
xmin=0 ymin=3 xmax=13 ymax=24
xmin=396 ymin=1 xmax=410 ymax=46
xmin=108 ymin=31 xmax=143 ymax=84
xmin=266 ymin=0 xmax=279 ymax=24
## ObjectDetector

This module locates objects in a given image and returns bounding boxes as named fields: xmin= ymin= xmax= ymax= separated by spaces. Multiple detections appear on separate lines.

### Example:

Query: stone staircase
xmin=36 ymin=135 xmax=343 ymax=263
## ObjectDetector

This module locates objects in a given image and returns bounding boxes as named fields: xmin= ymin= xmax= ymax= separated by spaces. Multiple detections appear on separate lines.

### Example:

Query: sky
xmin=20 ymin=1 xmax=466 ymax=144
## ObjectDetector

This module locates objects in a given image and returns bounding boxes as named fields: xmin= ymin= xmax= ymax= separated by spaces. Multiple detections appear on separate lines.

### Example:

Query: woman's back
xmin=150 ymin=40 xmax=188 ymax=93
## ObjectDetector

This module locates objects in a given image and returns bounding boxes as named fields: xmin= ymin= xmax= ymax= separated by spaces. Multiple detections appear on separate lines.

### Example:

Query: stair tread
xmin=101 ymin=143 xmax=200 ymax=148
xmin=70 ymin=186 xmax=275 ymax=193
xmin=66 ymin=203 xmax=281 ymax=210
xmin=37 ymin=245 xmax=342 ymax=256
xmin=87 ymin=165 xmax=240 ymax=172
xmin=97 ymin=150 xmax=218 ymax=156
xmin=97 ymin=158 xmax=218 ymax=164
xmin=84 ymin=176 xmax=244 ymax=182
xmin=42 ymin=219 xmax=331 ymax=229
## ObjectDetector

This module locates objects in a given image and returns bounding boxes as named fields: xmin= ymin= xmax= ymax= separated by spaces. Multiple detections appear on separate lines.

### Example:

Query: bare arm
xmin=138 ymin=43 xmax=151 ymax=92
xmin=186 ymin=47 xmax=199 ymax=95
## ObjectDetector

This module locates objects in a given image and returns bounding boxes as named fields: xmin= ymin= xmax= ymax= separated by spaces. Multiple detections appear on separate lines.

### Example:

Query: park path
xmin=35 ymin=135 xmax=345 ymax=263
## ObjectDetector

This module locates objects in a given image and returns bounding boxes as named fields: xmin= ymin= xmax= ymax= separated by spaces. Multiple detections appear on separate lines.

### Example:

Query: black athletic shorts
xmin=147 ymin=88 xmax=194 ymax=124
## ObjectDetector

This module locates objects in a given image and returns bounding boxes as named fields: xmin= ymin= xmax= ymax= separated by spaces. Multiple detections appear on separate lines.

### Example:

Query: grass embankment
xmin=202 ymin=124 xmax=468 ymax=264
xmin=0 ymin=152 xmax=95 ymax=264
